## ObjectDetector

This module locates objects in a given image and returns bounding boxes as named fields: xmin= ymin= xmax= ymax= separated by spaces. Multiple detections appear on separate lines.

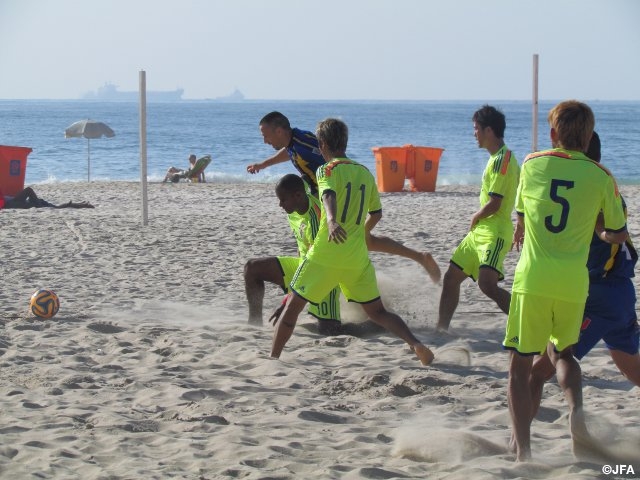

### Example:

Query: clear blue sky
xmin=1 ymin=0 xmax=638 ymax=100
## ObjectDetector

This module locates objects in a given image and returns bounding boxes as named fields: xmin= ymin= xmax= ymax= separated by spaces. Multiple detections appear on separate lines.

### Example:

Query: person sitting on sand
xmin=0 ymin=186 xmax=94 ymax=209
xmin=269 ymin=118 xmax=435 ymax=366
xmin=164 ymin=154 xmax=205 ymax=183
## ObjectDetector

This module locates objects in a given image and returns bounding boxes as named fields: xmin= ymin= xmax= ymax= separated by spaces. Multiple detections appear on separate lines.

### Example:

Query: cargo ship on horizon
xmin=82 ymin=83 xmax=184 ymax=102
xmin=205 ymin=88 xmax=245 ymax=102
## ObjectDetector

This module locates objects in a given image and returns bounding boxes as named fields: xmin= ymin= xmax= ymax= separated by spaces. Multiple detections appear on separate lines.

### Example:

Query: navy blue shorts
xmin=574 ymin=279 xmax=639 ymax=358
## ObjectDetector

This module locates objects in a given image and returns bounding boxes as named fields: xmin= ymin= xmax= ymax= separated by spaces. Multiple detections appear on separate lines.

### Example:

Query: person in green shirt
xmin=244 ymin=174 xmax=343 ymax=334
xmin=437 ymin=105 xmax=519 ymax=332
xmin=509 ymin=131 xmax=640 ymax=458
xmin=269 ymin=118 xmax=434 ymax=366
xmin=505 ymin=100 xmax=628 ymax=462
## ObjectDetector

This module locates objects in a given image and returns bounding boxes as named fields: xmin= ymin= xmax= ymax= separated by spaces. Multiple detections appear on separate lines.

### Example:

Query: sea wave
xmin=26 ymin=171 xmax=639 ymax=187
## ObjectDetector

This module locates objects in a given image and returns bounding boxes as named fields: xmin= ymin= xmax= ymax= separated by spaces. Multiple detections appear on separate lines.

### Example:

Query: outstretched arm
xmin=55 ymin=201 xmax=94 ymax=209
xmin=247 ymin=148 xmax=290 ymax=174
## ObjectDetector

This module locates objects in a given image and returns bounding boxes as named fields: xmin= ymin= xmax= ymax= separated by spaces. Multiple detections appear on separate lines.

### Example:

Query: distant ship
xmin=207 ymin=88 xmax=245 ymax=102
xmin=83 ymin=83 xmax=184 ymax=102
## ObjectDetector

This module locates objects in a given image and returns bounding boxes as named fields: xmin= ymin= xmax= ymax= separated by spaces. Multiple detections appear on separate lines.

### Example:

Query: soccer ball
xmin=29 ymin=289 xmax=60 ymax=319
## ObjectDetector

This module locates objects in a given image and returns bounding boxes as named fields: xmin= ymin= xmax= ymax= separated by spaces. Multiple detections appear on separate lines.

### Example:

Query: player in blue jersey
xmin=520 ymin=132 xmax=639 ymax=444
xmin=248 ymin=111 xmax=325 ymax=194
xmin=247 ymin=111 xmax=441 ymax=283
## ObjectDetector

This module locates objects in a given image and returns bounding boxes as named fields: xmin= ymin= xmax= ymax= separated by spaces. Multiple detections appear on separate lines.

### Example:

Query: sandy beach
xmin=1 ymin=181 xmax=638 ymax=479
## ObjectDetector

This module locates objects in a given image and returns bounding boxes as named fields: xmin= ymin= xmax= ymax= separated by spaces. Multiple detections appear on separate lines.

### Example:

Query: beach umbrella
xmin=64 ymin=119 xmax=115 ymax=182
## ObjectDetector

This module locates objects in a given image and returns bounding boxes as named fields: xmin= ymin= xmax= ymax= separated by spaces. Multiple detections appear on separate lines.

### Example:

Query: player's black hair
xmin=276 ymin=173 xmax=305 ymax=194
xmin=259 ymin=111 xmax=291 ymax=130
xmin=472 ymin=105 xmax=506 ymax=139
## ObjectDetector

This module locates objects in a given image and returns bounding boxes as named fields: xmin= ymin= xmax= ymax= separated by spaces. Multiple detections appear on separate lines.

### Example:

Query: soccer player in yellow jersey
xmin=437 ymin=105 xmax=519 ymax=331
xmin=244 ymin=174 xmax=343 ymax=334
xmin=270 ymin=118 xmax=434 ymax=366
xmin=505 ymin=101 xmax=628 ymax=462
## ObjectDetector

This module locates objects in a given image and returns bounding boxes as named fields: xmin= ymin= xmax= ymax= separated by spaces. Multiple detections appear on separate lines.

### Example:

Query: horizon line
xmin=2 ymin=97 xmax=639 ymax=103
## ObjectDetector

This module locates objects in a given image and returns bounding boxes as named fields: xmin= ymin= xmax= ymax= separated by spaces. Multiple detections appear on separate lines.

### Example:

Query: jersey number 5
xmin=341 ymin=182 xmax=366 ymax=225
xmin=545 ymin=179 xmax=574 ymax=233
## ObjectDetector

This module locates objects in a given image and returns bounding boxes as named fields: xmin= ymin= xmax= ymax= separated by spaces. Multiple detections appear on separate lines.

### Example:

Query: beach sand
xmin=1 ymin=181 xmax=638 ymax=479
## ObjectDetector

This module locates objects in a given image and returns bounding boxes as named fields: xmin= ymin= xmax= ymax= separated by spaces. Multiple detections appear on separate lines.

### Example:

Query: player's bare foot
xmin=435 ymin=325 xmax=455 ymax=336
xmin=569 ymin=409 xmax=610 ymax=462
xmin=419 ymin=252 xmax=441 ymax=284
xmin=516 ymin=447 xmax=532 ymax=462
xmin=412 ymin=343 xmax=435 ymax=365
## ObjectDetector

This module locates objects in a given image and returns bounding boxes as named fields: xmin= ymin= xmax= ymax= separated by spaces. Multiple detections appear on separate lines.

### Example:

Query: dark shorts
xmin=574 ymin=279 xmax=639 ymax=358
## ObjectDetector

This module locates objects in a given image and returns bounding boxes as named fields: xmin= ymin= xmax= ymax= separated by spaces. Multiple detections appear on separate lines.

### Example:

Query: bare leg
xmin=244 ymin=257 xmax=286 ymax=325
xmin=529 ymin=352 xmax=557 ymax=419
xmin=366 ymin=233 xmax=441 ymax=283
xmin=549 ymin=343 xmax=583 ymax=421
xmin=477 ymin=267 xmax=511 ymax=314
xmin=609 ymin=349 xmax=640 ymax=387
xmin=437 ymin=263 xmax=468 ymax=331
xmin=361 ymin=299 xmax=434 ymax=365
xmin=508 ymin=351 xmax=534 ymax=461
xmin=547 ymin=343 xmax=592 ymax=457
xmin=271 ymin=293 xmax=307 ymax=358
xmin=510 ymin=352 xmax=556 ymax=453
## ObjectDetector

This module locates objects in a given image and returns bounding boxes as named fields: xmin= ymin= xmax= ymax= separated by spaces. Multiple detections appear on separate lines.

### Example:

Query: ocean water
xmin=1 ymin=100 xmax=639 ymax=186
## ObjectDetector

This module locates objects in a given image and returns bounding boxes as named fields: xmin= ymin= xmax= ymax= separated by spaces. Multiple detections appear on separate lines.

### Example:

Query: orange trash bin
xmin=372 ymin=146 xmax=407 ymax=192
xmin=406 ymin=146 xmax=444 ymax=192
xmin=0 ymin=145 xmax=32 ymax=196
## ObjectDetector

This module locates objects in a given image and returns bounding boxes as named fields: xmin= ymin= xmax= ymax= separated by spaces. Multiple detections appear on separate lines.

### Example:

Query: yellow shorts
xmin=278 ymin=256 xmax=340 ymax=321
xmin=503 ymin=292 xmax=584 ymax=355
xmin=291 ymin=257 xmax=380 ymax=305
xmin=450 ymin=226 xmax=510 ymax=281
